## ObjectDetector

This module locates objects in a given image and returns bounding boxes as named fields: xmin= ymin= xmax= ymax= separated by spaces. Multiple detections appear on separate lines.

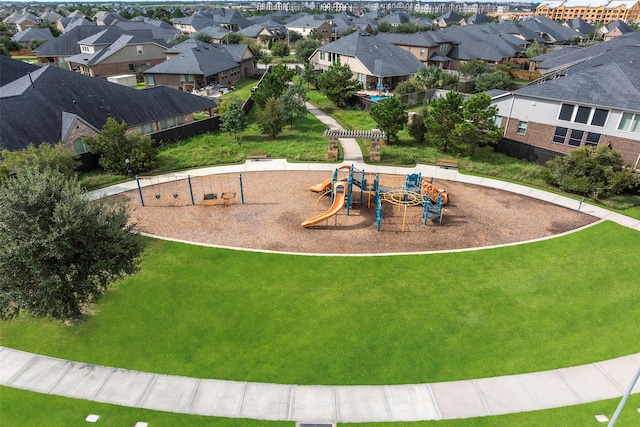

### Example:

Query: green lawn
xmin=2 ymin=221 xmax=638 ymax=386
xmin=2 ymin=384 xmax=639 ymax=426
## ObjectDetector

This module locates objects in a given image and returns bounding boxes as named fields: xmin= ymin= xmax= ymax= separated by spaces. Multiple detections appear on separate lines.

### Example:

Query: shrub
xmin=542 ymin=145 xmax=639 ymax=198
xmin=393 ymin=80 xmax=421 ymax=95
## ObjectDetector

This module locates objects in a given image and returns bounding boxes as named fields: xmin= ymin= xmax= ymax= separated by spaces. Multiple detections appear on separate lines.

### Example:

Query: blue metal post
xmin=578 ymin=197 xmax=584 ymax=211
xmin=135 ymin=175 xmax=145 ymax=206
xmin=346 ymin=174 xmax=352 ymax=216
xmin=187 ymin=175 xmax=195 ymax=205
xmin=239 ymin=173 xmax=245 ymax=204
xmin=359 ymin=168 xmax=365 ymax=205
xmin=607 ymin=365 xmax=640 ymax=427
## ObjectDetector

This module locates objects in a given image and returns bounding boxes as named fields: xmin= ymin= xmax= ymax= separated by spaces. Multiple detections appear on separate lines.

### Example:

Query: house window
xmin=159 ymin=119 xmax=168 ymax=130
xmin=517 ymin=121 xmax=528 ymax=135
xmin=320 ymin=51 xmax=325 ymax=60
xmin=144 ymin=123 xmax=153 ymax=133
xmin=356 ymin=73 xmax=365 ymax=85
xmin=552 ymin=127 xmax=568 ymax=143
xmin=568 ymin=129 xmax=584 ymax=146
xmin=135 ymin=126 xmax=143 ymax=134
xmin=168 ymin=117 xmax=176 ymax=127
xmin=618 ymin=112 xmax=640 ymax=133
xmin=585 ymin=132 xmax=600 ymax=146
xmin=128 ymin=64 xmax=135 ymax=71
xmin=146 ymin=75 xmax=155 ymax=86
xmin=136 ymin=45 xmax=143 ymax=55
xmin=439 ymin=43 xmax=449 ymax=52
xmin=72 ymin=138 xmax=88 ymax=154
xmin=558 ymin=103 xmax=574 ymax=121
xmin=188 ymin=74 xmax=195 ymax=84
xmin=590 ymin=108 xmax=608 ymax=126
xmin=177 ymin=116 xmax=185 ymax=125
xmin=574 ymin=106 xmax=591 ymax=124
xmin=494 ymin=115 xmax=502 ymax=127
xmin=180 ymin=75 xmax=186 ymax=84
xmin=420 ymin=48 xmax=426 ymax=56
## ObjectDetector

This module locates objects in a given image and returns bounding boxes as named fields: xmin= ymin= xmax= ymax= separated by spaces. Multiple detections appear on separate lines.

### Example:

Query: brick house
xmin=143 ymin=41 xmax=256 ymax=91
xmin=0 ymin=56 xmax=216 ymax=154
xmin=491 ymin=44 xmax=640 ymax=167
xmin=309 ymin=31 xmax=424 ymax=91
xmin=66 ymin=33 xmax=168 ymax=79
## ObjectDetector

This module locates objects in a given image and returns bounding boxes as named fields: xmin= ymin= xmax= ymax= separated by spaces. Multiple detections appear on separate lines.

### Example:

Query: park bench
xmin=246 ymin=151 xmax=268 ymax=160
xmin=436 ymin=158 xmax=459 ymax=169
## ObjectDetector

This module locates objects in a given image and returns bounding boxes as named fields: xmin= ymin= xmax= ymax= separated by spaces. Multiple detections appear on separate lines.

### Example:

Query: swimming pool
xmin=370 ymin=95 xmax=388 ymax=102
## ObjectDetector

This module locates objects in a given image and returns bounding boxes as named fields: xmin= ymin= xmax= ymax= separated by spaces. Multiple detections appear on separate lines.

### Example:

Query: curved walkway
xmin=1 ymin=347 xmax=639 ymax=422
xmin=3 ymin=160 xmax=639 ymax=422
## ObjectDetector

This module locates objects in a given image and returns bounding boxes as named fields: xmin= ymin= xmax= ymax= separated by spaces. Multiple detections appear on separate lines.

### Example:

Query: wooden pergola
xmin=323 ymin=128 xmax=386 ymax=161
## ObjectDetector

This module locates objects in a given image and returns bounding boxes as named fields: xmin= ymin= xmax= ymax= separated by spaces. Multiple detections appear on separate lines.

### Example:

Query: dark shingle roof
xmin=517 ymin=49 xmax=640 ymax=111
xmin=0 ymin=64 xmax=216 ymax=151
xmin=318 ymin=31 xmax=424 ymax=77
xmin=0 ymin=55 xmax=39 ymax=86
xmin=145 ymin=44 xmax=240 ymax=77
xmin=34 ymin=26 xmax=107 ymax=56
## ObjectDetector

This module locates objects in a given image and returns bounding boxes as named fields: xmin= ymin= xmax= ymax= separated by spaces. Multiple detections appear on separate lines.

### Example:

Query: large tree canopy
xmin=0 ymin=167 xmax=143 ymax=320
xmin=316 ymin=60 xmax=362 ymax=107
xmin=423 ymin=91 xmax=502 ymax=155
xmin=369 ymin=95 xmax=408 ymax=144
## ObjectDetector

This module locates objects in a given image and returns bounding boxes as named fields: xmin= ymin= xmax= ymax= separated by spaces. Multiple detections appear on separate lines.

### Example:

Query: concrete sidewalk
xmin=306 ymin=102 xmax=364 ymax=162
xmin=1 ymin=347 xmax=638 ymax=422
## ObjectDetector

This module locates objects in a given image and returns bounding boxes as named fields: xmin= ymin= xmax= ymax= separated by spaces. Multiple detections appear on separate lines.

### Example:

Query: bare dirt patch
xmin=121 ymin=171 xmax=598 ymax=254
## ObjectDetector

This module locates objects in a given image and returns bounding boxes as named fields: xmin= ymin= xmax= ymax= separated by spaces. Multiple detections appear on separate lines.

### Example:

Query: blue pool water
xmin=370 ymin=95 xmax=388 ymax=102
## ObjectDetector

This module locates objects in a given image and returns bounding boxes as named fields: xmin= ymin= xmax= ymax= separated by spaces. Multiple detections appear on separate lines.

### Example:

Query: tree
xmin=219 ymin=96 xmax=247 ymax=143
xmin=458 ymin=59 xmax=487 ymax=77
xmin=301 ymin=60 xmax=317 ymax=88
xmin=0 ymin=167 xmax=143 ymax=320
xmin=28 ymin=38 xmax=47 ymax=50
xmin=393 ymin=80 xmax=421 ymax=95
xmin=0 ymin=36 xmax=20 ymax=57
xmin=475 ymin=70 xmax=511 ymax=92
xmin=287 ymin=30 xmax=303 ymax=44
xmin=193 ymin=32 xmax=212 ymax=44
xmin=226 ymin=33 xmax=243 ymax=44
xmin=270 ymin=40 xmax=290 ymax=58
xmin=169 ymin=33 xmax=190 ymax=44
xmin=279 ymin=83 xmax=309 ymax=128
xmin=1 ymin=143 xmax=80 ymax=178
xmin=251 ymin=70 xmax=288 ymax=107
xmin=374 ymin=22 xmax=393 ymax=34
xmin=270 ymin=63 xmax=295 ymax=83
xmin=316 ymin=60 xmax=362 ymax=107
xmin=256 ymin=96 xmax=286 ymax=140
xmin=83 ymin=118 xmax=157 ymax=175
xmin=423 ymin=91 xmax=500 ymax=155
xmin=542 ymin=145 xmax=639 ymax=198
xmin=294 ymin=38 xmax=321 ymax=63
xmin=308 ymin=28 xmax=323 ymax=42
xmin=413 ymin=65 xmax=444 ymax=89
xmin=369 ymin=96 xmax=408 ymax=144
xmin=407 ymin=106 xmax=428 ymax=144
xmin=525 ymin=42 xmax=546 ymax=58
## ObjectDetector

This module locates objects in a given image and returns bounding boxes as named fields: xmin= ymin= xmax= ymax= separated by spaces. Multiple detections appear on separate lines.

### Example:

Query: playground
xmin=123 ymin=170 xmax=597 ymax=254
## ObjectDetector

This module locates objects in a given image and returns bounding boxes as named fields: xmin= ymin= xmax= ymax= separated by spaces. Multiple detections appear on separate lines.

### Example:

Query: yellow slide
xmin=302 ymin=181 xmax=348 ymax=227
xmin=308 ymin=165 xmax=351 ymax=192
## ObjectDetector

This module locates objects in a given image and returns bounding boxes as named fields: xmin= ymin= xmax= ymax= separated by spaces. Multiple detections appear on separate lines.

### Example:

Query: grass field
xmin=2 ymin=221 xmax=638 ymax=386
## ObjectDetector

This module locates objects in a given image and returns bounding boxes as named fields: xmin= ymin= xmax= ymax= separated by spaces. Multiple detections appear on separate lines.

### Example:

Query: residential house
xmin=491 ymin=40 xmax=640 ymax=167
xmin=57 ymin=16 xmax=94 ymax=33
xmin=212 ymin=10 xmax=255 ymax=31
xmin=235 ymin=20 xmax=287 ymax=46
xmin=285 ymin=13 xmax=337 ymax=42
xmin=520 ymin=15 xmax=586 ymax=44
xmin=563 ymin=18 xmax=596 ymax=37
xmin=309 ymin=31 xmax=424 ymax=91
xmin=463 ymin=13 xmax=494 ymax=25
xmin=0 ymin=56 xmax=217 ymax=154
xmin=0 ymin=54 xmax=39 ymax=87
xmin=66 ymin=32 xmax=169 ymax=79
xmin=377 ymin=31 xmax=455 ymax=69
xmin=93 ymin=11 xmax=128 ymax=26
xmin=38 ymin=9 xmax=62 ymax=25
xmin=14 ymin=13 xmax=39 ymax=32
xmin=144 ymin=41 xmax=256 ymax=91
xmin=171 ymin=16 xmax=217 ymax=34
xmin=11 ymin=27 xmax=54 ymax=48
xmin=194 ymin=26 xmax=231 ymax=44
xmin=378 ymin=11 xmax=413 ymax=27
xmin=598 ymin=20 xmax=635 ymax=40
xmin=35 ymin=25 xmax=108 ymax=68
xmin=435 ymin=11 xmax=463 ymax=27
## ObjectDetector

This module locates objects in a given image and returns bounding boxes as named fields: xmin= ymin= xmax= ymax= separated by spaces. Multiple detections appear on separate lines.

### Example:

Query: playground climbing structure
xmin=302 ymin=165 xmax=448 ymax=231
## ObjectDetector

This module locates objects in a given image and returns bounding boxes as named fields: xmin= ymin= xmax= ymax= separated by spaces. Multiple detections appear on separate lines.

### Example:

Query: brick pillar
xmin=328 ymin=138 xmax=339 ymax=161
xmin=370 ymin=139 xmax=380 ymax=162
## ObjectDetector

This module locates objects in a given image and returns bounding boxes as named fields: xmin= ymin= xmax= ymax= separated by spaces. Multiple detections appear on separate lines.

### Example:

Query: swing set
xmin=135 ymin=174 xmax=245 ymax=207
